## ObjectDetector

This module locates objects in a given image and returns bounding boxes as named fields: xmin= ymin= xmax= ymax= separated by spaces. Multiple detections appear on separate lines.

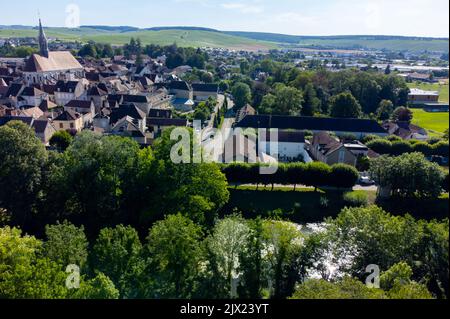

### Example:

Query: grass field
xmin=408 ymin=82 xmax=449 ymax=103
xmin=411 ymin=109 xmax=449 ymax=136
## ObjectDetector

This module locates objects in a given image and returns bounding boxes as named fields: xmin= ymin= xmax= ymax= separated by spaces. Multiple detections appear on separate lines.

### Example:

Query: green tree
xmin=144 ymin=214 xmax=203 ymax=298
xmin=272 ymin=84 xmax=303 ymax=116
xmin=301 ymin=83 xmax=320 ymax=116
xmin=0 ymin=121 xmax=47 ymax=226
xmin=71 ymin=273 xmax=120 ymax=299
xmin=370 ymin=153 xmax=445 ymax=198
xmin=49 ymin=130 xmax=73 ymax=151
xmin=91 ymin=225 xmax=145 ymax=298
xmin=291 ymin=277 xmax=386 ymax=299
xmin=44 ymin=221 xmax=89 ymax=269
xmin=49 ymin=132 xmax=143 ymax=230
xmin=151 ymin=128 xmax=230 ymax=226
xmin=329 ymin=92 xmax=362 ymax=118
xmin=0 ymin=227 xmax=68 ymax=299
xmin=392 ymin=107 xmax=413 ymax=123
xmin=231 ymin=82 xmax=252 ymax=109
xmin=203 ymin=217 xmax=251 ymax=298
xmin=262 ymin=220 xmax=304 ymax=299
xmin=376 ymin=100 xmax=394 ymax=121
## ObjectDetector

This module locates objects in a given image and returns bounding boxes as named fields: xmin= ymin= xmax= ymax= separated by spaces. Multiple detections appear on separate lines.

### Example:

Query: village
xmin=0 ymin=12 xmax=449 ymax=303
xmin=1 ymin=20 xmax=448 ymax=176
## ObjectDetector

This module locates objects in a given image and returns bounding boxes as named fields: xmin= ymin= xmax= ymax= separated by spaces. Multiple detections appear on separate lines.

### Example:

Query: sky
xmin=1 ymin=0 xmax=449 ymax=37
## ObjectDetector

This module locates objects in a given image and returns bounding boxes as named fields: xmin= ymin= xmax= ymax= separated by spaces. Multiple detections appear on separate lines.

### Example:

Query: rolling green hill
xmin=226 ymin=32 xmax=450 ymax=52
xmin=0 ymin=27 xmax=277 ymax=51
xmin=0 ymin=26 xmax=448 ymax=52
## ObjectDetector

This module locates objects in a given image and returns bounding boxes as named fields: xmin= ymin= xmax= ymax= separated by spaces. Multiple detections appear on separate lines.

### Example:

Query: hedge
xmin=366 ymin=139 xmax=449 ymax=158
xmin=222 ymin=162 xmax=359 ymax=190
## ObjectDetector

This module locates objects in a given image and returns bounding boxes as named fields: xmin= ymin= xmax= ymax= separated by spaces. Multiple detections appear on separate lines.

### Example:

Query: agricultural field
xmin=411 ymin=109 xmax=449 ymax=136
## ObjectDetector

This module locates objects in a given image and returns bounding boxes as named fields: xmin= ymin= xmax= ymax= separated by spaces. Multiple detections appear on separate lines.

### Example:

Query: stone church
xmin=23 ymin=19 xmax=84 ymax=85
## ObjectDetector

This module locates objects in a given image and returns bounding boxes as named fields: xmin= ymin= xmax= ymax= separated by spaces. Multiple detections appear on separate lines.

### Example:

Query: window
xmin=59 ymin=123 xmax=63 ymax=129
xmin=338 ymin=149 xmax=346 ymax=163
xmin=70 ymin=123 xmax=74 ymax=129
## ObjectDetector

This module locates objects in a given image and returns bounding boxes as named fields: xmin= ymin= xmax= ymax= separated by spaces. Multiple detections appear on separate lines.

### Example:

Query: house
xmin=32 ymin=119 xmax=57 ymax=144
xmin=382 ymin=121 xmax=428 ymax=141
xmin=408 ymin=88 xmax=440 ymax=105
xmin=192 ymin=83 xmax=219 ymax=102
xmin=53 ymin=109 xmax=84 ymax=132
xmin=149 ymin=108 xmax=172 ymax=119
xmin=406 ymin=72 xmax=435 ymax=83
xmin=168 ymin=81 xmax=193 ymax=100
xmin=259 ymin=131 xmax=313 ymax=163
xmin=310 ymin=132 xmax=357 ymax=166
xmin=87 ymin=85 xmax=108 ymax=113
xmin=64 ymin=100 xmax=96 ymax=125
xmin=18 ymin=105 xmax=44 ymax=119
xmin=172 ymin=98 xmax=195 ymax=112
xmin=147 ymin=117 xmax=188 ymax=139
xmin=20 ymin=86 xmax=47 ymax=107
xmin=38 ymin=99 xmax=58 ymax=112
xmin=121 ymin=94 xmax=152 ymax=114
xmin=55 ymin=81 xmax=86 ymax=106
xmin=110 ymin=104 xmax=147 ymax=132
xmin=0 ymin=116 xmax=56 ymax=144
xmin=2 ymin=83 xmax=25 ymax=108
xmin=235 ymin=115 xmax=388 ymax=139
xmin=23 ymin=20 xmax=84 ymax=85
xmin=110 ymin=116 xmax=147 ymax=145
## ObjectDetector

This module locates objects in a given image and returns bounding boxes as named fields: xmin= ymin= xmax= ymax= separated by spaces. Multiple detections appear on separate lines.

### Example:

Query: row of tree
xmin=1 ymin=205 xmax=447 ymax=299
xmin=222 ymin=162 xmax=360 ymax=190
xmin=366 ymin=138 xmax=449 ymax=158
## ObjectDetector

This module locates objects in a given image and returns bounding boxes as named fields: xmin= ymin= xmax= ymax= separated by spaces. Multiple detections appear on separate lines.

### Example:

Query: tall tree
xmin=329 ymin=92 xmax=362 ymax=118
xmin=91 ymin=225 xmax=145 ymax=298
xmin=0 ymin=121 xmax=47 ymax=227
xmin=231 ymin=82 xmax=252 ymax=109
xmin=144 ymin=214 xmax=203 ymax=298
xmin=301 ymin=83 xmax=320 ymax=116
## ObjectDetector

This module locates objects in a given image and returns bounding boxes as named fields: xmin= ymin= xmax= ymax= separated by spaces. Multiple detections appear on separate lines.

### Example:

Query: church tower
xmin=38 ymin=19 xmax=49 ymax=58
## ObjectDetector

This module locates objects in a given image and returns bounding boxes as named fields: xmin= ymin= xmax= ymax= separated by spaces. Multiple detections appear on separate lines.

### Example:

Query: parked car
xmin=359 ymin=173 xmax=375 ymax=186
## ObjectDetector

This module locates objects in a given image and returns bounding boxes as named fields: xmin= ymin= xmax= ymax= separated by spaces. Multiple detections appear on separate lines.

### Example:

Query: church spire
xmin=38 ymin=18 xmax=49 ymax=58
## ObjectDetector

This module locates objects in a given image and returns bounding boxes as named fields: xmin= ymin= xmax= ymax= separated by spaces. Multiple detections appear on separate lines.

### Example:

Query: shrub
xmin=432 ymin=141 xmax=449 ymax=157
xmin=343 ymin=191 xmax=369 ymax=207
xmin=362 ymin=134 xmax=381 ymax=144
xmin=442 ymin=171 xmax=449 ymax=193
xmin=304 ymin=162 xmax=332 ymax=190
xmin=390 ymin=141 xmax=413 ymax=156
xmin=413 ymin=142 xmax=434 ymax=157
xmin=386 ymin=135 xmax=402 ymax=142
xmin=366 ymin=139 xmax=392 ymax=155
xmin=330 ymin=164 xmax=359 ymax=189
